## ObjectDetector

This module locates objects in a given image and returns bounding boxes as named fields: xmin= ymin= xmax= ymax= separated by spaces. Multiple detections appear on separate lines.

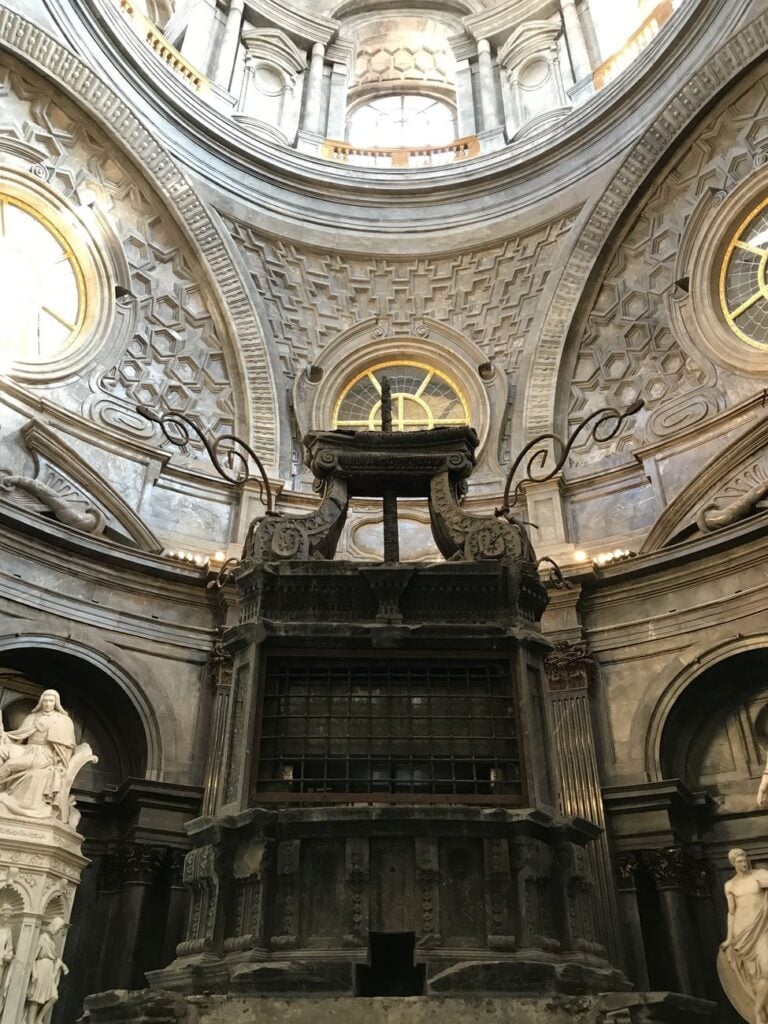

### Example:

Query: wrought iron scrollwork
xmin=496 ymin=400 xmax=644 ymax=516
xmin=136 ymin=406 xmax=275 ymax=514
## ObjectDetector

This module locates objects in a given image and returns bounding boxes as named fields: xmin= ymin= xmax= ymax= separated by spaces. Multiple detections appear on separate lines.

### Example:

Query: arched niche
xmin=659 ymin=649 xmax=768 ymax=802
xmin=0 ymin=648 xmax=149 ymax=797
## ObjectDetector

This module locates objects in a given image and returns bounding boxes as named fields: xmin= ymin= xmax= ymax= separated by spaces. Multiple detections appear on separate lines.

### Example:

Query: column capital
xmin=544 ymin=639 xmax=596 ymax=692
xmin=477 ymin=37 xmax=491 ymax=56
xmin=311 ymin=41 xmax=326 ymax=60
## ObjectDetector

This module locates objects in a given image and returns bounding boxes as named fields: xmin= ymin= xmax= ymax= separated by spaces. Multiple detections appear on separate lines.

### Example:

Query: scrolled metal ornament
xmin=136 ymin=406 xmax=275 ymax=514
xmin=496 ymin=399 xmax=644 ymax=516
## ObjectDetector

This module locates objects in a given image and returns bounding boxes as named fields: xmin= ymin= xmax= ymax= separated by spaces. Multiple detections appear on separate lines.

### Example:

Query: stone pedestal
xmin=0 ymin=815 xmax=88 ymax=1024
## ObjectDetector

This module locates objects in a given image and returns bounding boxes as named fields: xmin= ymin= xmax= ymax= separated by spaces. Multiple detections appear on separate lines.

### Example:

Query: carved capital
xmin=545 ymin=641 xmax=596 ymax=692
xmin=642 ymin=846 xmax=691 ymax=890
xmin=615 ymin=853 xmax=640 ymax=891
xmin=120 ymin=843 xmax=168 ymax=886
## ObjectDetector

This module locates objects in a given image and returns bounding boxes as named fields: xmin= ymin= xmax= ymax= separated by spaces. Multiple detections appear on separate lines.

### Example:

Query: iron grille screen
xmin=255 ymin=655 xmax=521 ymax=802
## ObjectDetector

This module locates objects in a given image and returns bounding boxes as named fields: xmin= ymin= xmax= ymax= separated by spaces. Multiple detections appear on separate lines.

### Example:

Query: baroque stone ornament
xmin=718 ymin=848 xmax=768 ymax=1024
xmin=0 ymin=474 xmax=105 ymax=536
xmin=0 ymin=691 xmax=93 ymax=1022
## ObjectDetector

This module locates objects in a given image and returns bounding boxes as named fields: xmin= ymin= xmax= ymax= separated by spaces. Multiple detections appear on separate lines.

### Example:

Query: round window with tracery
xmin=720 ymin=197 xmax=768 ymax=349
xmin=333 ymin=361 xmax=469 ymax=431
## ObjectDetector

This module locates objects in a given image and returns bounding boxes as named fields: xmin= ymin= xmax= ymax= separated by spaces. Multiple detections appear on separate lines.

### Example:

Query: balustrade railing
xmin=322 ymin=135 xmax=481 ymax=169
xmin=115 ymin=0 xmax=208 ymax=92
xmin=592 ymin=0 xmax=673 ymax=90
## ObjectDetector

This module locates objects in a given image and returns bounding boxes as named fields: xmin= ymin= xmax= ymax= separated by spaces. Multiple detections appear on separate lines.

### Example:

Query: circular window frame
xmin=333 ymin=359 xmax=470 ymax=431
xmin=718 ymin=193 xmax=768 ymax=351
xmin=0 ymin=169 xmax=114 ymax=382
xmin=683 ymin=166 xmax=768 ymax=378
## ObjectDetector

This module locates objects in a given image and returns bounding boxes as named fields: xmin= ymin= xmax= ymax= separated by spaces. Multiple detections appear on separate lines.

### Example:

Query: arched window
xmin=347 ymin=95 xmax=456 ymax=149
xmin=333 ymin=361 xmax=469 ymax=431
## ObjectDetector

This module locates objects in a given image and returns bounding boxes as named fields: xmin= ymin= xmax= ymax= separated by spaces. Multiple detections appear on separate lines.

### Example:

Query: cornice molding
xmin=0 ymin=4 xmax=280 ymax=469
xmin=523 ymin=7 xmax=768 ymax=444
xmin=246 ymin=0 xmax=339 ymax=47
xmin=38 ymin=0 xmax=735 ymax=238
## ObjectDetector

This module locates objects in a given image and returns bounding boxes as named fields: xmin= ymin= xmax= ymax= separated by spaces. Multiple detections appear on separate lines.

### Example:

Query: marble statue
xmin=22 ymin=917 xmax=67 ymax=1024
xmin=0 ymin=903 xmax=14 ymax=1010
xmin=718 ymin=848 xmax=768 ymax=1023
xmin=757 ymin=757 xmax=768 ymax=809
xmin=0 ymin=690 xmax=87 ymax=823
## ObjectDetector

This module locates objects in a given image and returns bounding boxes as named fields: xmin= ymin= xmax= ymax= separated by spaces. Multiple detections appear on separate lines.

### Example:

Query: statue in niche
xmin=22 ymin=917 xmax=68 ymax=1024
xmin=0 ymin=690 xmax=95 ymax=824
xmin=0 ymin=902 xmax=14 ymax=1009
xmin=718 ymin=848 xmax=768 ymax=1023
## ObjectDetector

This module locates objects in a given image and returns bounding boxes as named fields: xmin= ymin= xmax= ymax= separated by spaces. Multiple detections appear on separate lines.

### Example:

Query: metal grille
xmin=255 ymin=655 xmax=521 ymax=803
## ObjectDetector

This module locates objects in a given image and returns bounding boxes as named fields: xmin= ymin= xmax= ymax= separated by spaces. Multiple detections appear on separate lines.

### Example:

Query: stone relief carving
xmin=0 ymin=690 xmax=96 ymax=826
xmin=642 ymin=414 xmax=768 ymax=551
xmin=718 ymin=848 xmax=768 ymax=1024
xmin=0 ymin=474 xmax=105 ymax=535
xmin=566 ymin=68 xmax=768 ymax=466
xmin=22 ymin=916 xmax=68 ymax=1024
xmin=221 ymin=213 xmax=576 ymax=386
xmin=0 ymin=59 xmax=247 ymax=461
xmin=696 ymin=463 xmax=768 ymax=532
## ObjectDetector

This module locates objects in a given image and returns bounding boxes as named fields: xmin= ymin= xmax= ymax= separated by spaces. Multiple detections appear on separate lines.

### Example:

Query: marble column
xmin=644 ymin=847 xmax=704 ymax=997
xmin=301 ymin=42 xmax=326 ymax=136
xmin=615 ymin=854 xmax=650 ymax=989
xmin=476 ymin=39 xmax=501 ymax=131
xmin=560 ymin=0 xmax=592 ymax=82
xmin=212 ymin=0 xmax=244 ymax=91
xmin=545 ymin=641 xmax=623 ymax=967
xmin=578 ymin=0 xmax=602 ymax=68
xmin=115 ymin=843 xmax=166 ymax=989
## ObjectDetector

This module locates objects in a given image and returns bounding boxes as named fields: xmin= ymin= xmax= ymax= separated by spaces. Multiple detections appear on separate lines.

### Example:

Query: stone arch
xmin=521 ymin=8 xmax=768 ymax=446
xmin=643 ymin=633 xmax=768 ymax=784
xmin=0 ymin=8 xmax=281 ymax=468
xmin=0 ymin=627 xmax=167 ymax=781
xmin=0 ymin=885 xmax=26 ymax=916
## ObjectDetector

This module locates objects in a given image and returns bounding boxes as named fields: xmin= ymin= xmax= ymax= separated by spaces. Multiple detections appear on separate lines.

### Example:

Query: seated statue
xmin=0 ymin=689 xmax=95 ymax=824
xmin=719 ymin=848 xmax=768 ymax=1023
